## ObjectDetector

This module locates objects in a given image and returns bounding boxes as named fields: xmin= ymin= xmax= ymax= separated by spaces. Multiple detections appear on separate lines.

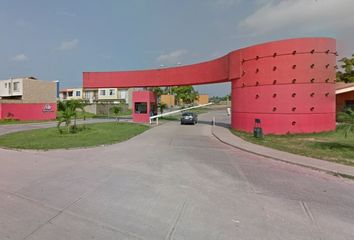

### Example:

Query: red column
xmin=231 ymin=38 xmax=336 ymax=134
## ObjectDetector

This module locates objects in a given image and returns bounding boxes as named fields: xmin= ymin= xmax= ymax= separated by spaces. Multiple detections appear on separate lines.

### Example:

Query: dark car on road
xmin=180 ymin=112 xmax=198 ymax=125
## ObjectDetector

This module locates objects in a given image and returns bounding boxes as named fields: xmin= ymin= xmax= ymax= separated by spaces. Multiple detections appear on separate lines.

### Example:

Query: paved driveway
xmin=0 ymin=113 xmax=354 ymax=239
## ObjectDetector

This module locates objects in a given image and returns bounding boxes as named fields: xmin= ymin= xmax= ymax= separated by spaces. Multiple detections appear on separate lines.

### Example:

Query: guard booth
xmin=132 ymin=90 xmax=157 ymax=123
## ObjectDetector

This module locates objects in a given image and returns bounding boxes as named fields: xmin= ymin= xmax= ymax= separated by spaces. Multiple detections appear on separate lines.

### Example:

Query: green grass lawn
xmin=0 ymin=119 xmax=54 ymax=125
xmin=57 ymin=110 xmax=97 ymax=119
xmin=231 ymin=125 xmax=354 ymax=166
xmin=0 ymin=122 xmax=149 ymax=150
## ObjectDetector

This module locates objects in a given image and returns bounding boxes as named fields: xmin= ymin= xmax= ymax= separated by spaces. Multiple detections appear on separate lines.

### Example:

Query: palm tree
xmin=158 ymin=102 xmax=168 ymax=114
xmin=57 ymin=100 xmax=86 ymax=134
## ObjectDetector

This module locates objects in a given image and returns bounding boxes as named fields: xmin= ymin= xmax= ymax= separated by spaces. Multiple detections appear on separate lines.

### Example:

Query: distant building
xmin=0 ymin=77 xmax=57 ymax=121
xmin=96 ymin=88 xmax=130 ymax=103
xmin=160 ymin=94 xmax=209 ymax=107
xmin=59 ymin=88 xmax=83 ymax=101
xmin=336 ymin=82 xmax=354 ymax=111
xmin=160 ymin=94 xmax=175 ymax=107
xmin=195 ymin=94 xmax=209 ymax=105
xmin=59 ymin=87 xmax=134 ymax=109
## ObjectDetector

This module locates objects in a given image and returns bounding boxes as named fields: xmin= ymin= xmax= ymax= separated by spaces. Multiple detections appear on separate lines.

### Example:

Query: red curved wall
xmin=83 ymin=37 xmax=336 ymax=134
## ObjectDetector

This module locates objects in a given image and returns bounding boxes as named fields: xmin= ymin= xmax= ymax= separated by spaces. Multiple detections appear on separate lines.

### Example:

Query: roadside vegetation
xmin=336 ymin=54 xmax=354 ymax=83
xmin=57 ymin=100 xmax=86 ymax=134
xmin=231 ymin=111 xmax=354 ymax=166
xmin=0 ymin=100 xmax=148 ymax=150
xmin=0 ymin=122 xmax=149 ymax=150
xmin=0 ymin=119 xmax=53 ymax=125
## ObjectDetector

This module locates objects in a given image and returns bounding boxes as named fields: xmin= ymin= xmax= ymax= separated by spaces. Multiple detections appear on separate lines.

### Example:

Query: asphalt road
xmin=0 ymin=112 xmax=354 ymax=239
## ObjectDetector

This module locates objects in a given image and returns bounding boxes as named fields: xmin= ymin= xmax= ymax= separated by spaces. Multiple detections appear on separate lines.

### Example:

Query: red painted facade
xmin=0 ymin=103 xmax=57 ymax=121
xmin=83 ymin=38 xmax=336 ymax=134
xmin=132 ymin=91 xmax=157 ymax=123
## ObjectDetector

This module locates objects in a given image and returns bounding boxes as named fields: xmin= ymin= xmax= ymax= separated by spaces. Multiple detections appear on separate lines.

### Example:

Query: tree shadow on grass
xmin=312 ymin=141 xmax=354 ymax=151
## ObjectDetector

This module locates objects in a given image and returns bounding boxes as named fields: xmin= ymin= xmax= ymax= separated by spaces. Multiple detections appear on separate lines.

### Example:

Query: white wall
xmin=0 ymin=78 xmax=23 ymax=97
xmin=62 ymin=88 xmax=83 ymax=100
xmin=98 ymin=88 xmax=119 ymax=100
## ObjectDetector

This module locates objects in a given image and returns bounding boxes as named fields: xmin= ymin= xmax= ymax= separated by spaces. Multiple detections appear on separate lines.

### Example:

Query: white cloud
xmin=11 ymin=54 xmax=28 ymax=62
xmin=238 ymin=0 xmax=354 ymax=35
xmin=156 ymin=49 xmax=188 ymax=65
xmin=60 ymin=39 xmax=79 ymax=50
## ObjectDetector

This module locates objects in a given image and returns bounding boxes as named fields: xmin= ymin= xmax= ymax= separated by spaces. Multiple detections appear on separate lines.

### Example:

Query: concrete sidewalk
xmin=212 ymin=125 xmax=354 ymax=178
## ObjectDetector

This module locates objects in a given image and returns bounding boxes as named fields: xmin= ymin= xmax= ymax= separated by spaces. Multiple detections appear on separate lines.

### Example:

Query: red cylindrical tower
xmin=231 ymin=38 xmax=336 ymax=134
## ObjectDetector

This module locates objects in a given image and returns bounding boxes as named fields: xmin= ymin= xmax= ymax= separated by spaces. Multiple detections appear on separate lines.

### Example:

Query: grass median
xmin=231 ymin=124 xmax=354 ymax=166
xmin=0 ymin=122 xmax=149 ymax=150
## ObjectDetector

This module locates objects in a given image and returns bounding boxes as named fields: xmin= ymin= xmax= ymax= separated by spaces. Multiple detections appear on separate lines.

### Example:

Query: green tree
xmin=171 ymin=86 xmax=199 ymax=105
xmin=150 ymin=87 xmax=164 ymax=99
xmin=57 ymin=100 xmax=86 ymax=134
xmin=337 ymin=55 xmax=354 ymax=83
xmin=110 ymin=105 xmax=122 ymax=122
xmin=158 ymin=102 xmax=168 ymax=114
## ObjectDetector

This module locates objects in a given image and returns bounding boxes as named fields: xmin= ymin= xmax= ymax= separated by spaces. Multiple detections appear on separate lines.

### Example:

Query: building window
xmin=76 ymin=91 xmax=81 ymax=97
xmin=135 ymin=102 xmax=147 ymax=114
xmin=109 ymin=89 xmax=115 ymax=96
xmin=5 ymin=83 xmax=7 ymax=88
xmin=68 ymin=91 xmax=73 ymax=97
xmin=120 ymin=90 xmax=126 ymax=99
xmin=13 ymin=82 xmax=20 ymax=91
xmin=100 ymin=90 xmax=106 ymax=96
xmin=84 ymin=91 xmax=90 ymax=99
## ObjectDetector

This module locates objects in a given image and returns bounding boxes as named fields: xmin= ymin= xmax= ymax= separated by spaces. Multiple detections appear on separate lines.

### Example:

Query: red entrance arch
xmin=83 ymin=37 xmax=336 ymax=134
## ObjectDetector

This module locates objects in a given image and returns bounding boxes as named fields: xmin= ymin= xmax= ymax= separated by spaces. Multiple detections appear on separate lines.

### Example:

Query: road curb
xmin=211 ymin=127 xmax=354 ymax=179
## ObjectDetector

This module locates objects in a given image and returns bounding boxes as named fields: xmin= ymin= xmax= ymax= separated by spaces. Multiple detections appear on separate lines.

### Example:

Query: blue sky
xmin=1 ymin=0 xmax=353 ymax=96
